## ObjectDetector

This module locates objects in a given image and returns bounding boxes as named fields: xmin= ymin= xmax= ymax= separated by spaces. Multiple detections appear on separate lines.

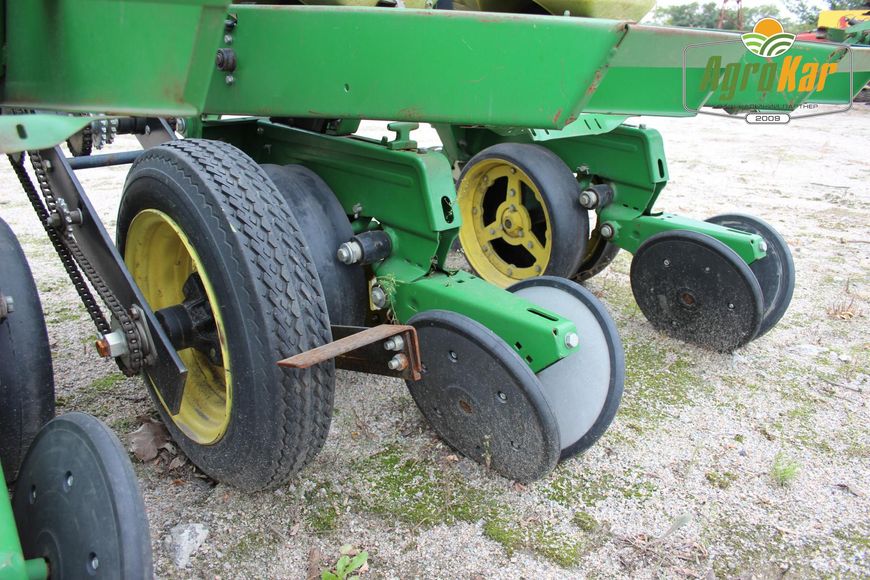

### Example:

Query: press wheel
xmin=0 ymin=217 xmax=55 ymax=482
xmin=509 ymin=277 xmax=624 ymax=460
xmin=406 ymin=310 xmax=560 ymax=482
xmin=706 ymin=214 xmax=794 ymax=338
xmin=12 ymin=412 xmax=152 ymax=579
xmin=117 ymin=139 xmax=334 ymax=491
xmin=630 ymin=231 xmax=763 ymax=352
xmin=457 ymin=143 xmax=588 ymax=288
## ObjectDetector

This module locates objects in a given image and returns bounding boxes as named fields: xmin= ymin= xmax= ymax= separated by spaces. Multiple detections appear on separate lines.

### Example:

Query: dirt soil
xmin=1 ymin=106 xmax=868 ymax=579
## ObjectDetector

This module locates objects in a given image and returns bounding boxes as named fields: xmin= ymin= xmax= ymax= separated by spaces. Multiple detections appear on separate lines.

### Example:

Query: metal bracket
xmin=278 ymin=324 xmax=423 ymax=381
xmin=383 ymin=122 xmax=418 ymax=151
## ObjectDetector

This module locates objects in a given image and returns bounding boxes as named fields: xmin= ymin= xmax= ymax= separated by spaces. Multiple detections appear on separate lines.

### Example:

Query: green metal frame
xmin=202 ymin=118 xmax=578 ymax=372
xmin=0 ymin=462 xmax=48 ymax=580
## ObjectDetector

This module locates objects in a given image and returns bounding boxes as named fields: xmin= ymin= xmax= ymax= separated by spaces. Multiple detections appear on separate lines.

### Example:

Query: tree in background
xmin=783 ymin=0 xmax=869 ymax=29
xmin=647 ymin=2 xmax=792 ymax=30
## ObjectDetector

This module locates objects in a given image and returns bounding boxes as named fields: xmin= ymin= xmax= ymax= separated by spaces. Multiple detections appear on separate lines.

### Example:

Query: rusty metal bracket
xmin=278 ymin=324 xmax=423 ymax=381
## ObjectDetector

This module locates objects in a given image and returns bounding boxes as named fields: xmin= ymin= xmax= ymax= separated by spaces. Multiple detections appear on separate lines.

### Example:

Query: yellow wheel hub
xmin=124 ymin=210 xmax=231 ymax=445
xmin=458 ymin=159 xmax=552 ymax=288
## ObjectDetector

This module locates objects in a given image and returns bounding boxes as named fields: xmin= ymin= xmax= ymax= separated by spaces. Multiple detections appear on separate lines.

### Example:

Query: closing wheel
xmin=406 ymin=310 xmax=560 ymax=483
xmin=117 ymin=139 xmax=335 ymax=491
xmin=457 ymin=143 xmax=588 ymax=288
xmin=12 ymin=412 xmax=152 ymax=579
xmin=630 ymin=231 xmax=763 ymax=352
xmin=0 ymin=217 xmax=55 ymax=482
xmin=509 ymin=277 xmax=624 ymax=460
xmin=706 ymin=214 xmax=794 ymax=338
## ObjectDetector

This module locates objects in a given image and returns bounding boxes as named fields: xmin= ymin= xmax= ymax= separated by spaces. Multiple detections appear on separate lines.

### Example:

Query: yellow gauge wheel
xmin=457 ymin=143 xmax=589 ymax=288
xmin=117 ymin=140 xmax=335 ymax=491
xmin=125 ymin=209 xmax=230 ymax=445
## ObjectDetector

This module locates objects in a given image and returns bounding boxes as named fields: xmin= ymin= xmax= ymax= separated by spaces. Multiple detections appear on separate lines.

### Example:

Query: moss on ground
xmin=303 ymin=481 xmax=343 ymax=534
xmin=544 ymin=466 xmax=656 ymax=508
xmin=88 ymin=372 xmax=126 ymax=393
xmin=618 ymin=340 xmax=701 ymax=427
xmin=705 ymin=470 xmax=737 ymax=489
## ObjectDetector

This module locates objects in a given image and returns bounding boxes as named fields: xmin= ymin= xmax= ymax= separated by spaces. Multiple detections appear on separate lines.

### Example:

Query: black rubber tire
xmin=458 ymin=143 xmax=589 ymax=284
xmin=13 ymin=412 xmax=152 ymax=579
xmin=117 ymin=140 xmax=335 ymax=491
xmin=575 ymin=230 xmax=621 ymax=282
xmin=261 ymin=164 xmax=367 ymax=327
xmin=706 ymin=214 xmax=795 ymax=338
xmin=0 ymin=217 xmax=55 ymax=482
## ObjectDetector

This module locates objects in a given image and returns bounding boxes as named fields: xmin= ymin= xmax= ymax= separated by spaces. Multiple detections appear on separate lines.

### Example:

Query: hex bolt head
xmin=384 ymin=336 xmax=405 ymax=352
xmin=565 ymin=332 xmax=580 ymax=349
xmin=599 ymin=223 xmax=615 ymax=240
xmin=387 ymin=354 xmax=409 ymax=371
xmin=225 ymin=74 xmax=235 ymax=86
xmin=337 ymin=240 xmax=363 ymax=265
xmin=371 ymin=286 xmax=388 ymax=310
xmin=579 ymin=189 xmax=599 ymax=210
xmin=759 ymin=240 xmax=769 ymax=253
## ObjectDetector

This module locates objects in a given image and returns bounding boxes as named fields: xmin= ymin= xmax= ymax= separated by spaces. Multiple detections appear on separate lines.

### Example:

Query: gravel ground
xmin=1 ymin=106 xmax=868 ymax=579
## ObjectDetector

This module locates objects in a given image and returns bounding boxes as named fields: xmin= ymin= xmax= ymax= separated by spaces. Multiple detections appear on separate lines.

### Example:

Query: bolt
xmin=577 ymin=164 xmax=590 ymax=175
xmin=579 ymin=189 xmax=599 ymax=209
xmin=472 ymin=207 xmax=478 ymax=215
xmin=0 ymin=295 xmax=13 ymax=319
xmin=498 ymin=392 xmax=507 ymax=401
xmin=175 ymin=117 xmax=187 ymax=135
xmin=216 ymin=48 xmax=237 ymax=72
xmin=65 ymin=473 xmax=74 ymax=488
xmin=507 ymin=268 xmax=513 ymax=276
xmin=90 ymin=555 xmax=99 ymax=571
xmin=535 ymin=265 xmax=542 ymax=273
xmin=599 ymin=223 xmax=615 ymax=239
xmin=527 ymin=242 xmax=533 ymax=249
xmin=384 ymin=335 xmax=405 ymax=352
xmin=144 ymin=125 xmax=151 ymax=136
xmin=352 ymin=203 xmax=363 ymax=217
xmin=565 ymin=332 xmax=580 ymax=349
xmin=337 ymin=240 xmax=363 ymax=265
xmin=510 ymin=168 xmax=517 ymax=174
xmin=224 ymin=33 xmax=233 ymax=45
xmin=225 ymin=74 xmax=235 ymax=86
xmin=759 ymin=240 xmax=769 ymax=253
xmin=387 ymin=354 xmax=409 ymax=371
xmin=371 ymin=286 xmax=387 ymax=310
xmin=489 ymin=228 xmax=496 ymax=236
xmin=43 ymin=159 xmax=53 ymax=172
xmin=664 ymin=259 xmax=671 ymax=267
xmin=509 ymin=189 xmax=516 ymax=196
xmin=95 ymin=329 xmax=129 ymax=358
xmin=728 ymin=303 xmax=735 ymax=310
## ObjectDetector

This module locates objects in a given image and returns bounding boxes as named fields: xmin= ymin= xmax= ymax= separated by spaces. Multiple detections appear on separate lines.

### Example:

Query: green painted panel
xmin=2 ymin=0 xmax=227 ymax=116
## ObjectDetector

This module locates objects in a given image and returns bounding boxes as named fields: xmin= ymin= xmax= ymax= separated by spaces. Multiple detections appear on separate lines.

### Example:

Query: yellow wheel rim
xmin=124 ymin=209 xmax=231 ymax=445
xmin=458 ymin=158 xmax=553 ymax=288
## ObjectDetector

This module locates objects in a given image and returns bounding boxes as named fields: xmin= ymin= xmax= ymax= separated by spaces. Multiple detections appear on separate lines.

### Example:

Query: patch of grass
xmin=572 ymin=511 xmax=599 ymax=533
xmin=88 ymin=372 xmax=126 ymax=393
xmin=303 ymin=481 xmax=343 ymax=534
xmin=771 ymin=452 xmax=800 ymax=487
xmin=618 ymin=340 xmax=700 ymax=426
xmin=483 ymin=519 xmax=524 ymax=556
xmin=544 ymin=466 xmax=656 ymax=508
xmin=110 ymin=416 xmax=138 ymax=434
xmin=45 ymin=305 xmax=85 ymax=324
xmin=354 ymin=445 xmax=499 ymax=527
xmin=226 ymin=531 xmax=276 ymax=560
xmin=483 ymin=518 xmax=594 ymax=568
xmin=705 ymin=470 xmax=737 ymax=489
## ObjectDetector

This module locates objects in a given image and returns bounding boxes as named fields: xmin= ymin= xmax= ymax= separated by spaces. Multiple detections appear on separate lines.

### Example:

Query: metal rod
xmin=67 ymin=150 xmax=143 ymax=170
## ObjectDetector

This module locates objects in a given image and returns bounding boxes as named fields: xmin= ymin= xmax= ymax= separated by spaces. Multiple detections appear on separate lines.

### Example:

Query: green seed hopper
xmin=1 ymin=2 xmax=867 ymax=577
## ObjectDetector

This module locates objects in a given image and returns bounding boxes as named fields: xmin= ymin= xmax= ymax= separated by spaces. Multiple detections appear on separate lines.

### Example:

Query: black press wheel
xmin=13 ymin=412 xmax=152 ymax=579
xmin=457 ymin=143 xmax=588 ymax=288
xmin=406 ymin=310 xmax=561 ymax=483
xmin=0 ymin=217 xmax=55 ymax=482
xmin=706 ymin=214 xmax=794 ymax=338
xmin=261 ymin=164 xmax=367 ymax=327
xmin=630 ymin=231 xmax=764 ymax=352
xmin=117 ymin=139 xmax=335 ymax=491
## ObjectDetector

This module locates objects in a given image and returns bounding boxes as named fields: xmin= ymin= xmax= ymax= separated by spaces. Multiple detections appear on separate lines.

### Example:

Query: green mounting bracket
xmin=384 ymin=122 xmax=419 ymax=151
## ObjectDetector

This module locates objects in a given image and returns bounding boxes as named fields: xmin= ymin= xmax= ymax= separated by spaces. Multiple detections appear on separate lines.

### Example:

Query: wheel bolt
xmin=384 ymin=336 xmax=405 ymax=352
xmin=599 ymin=223 xmax=615 ymax=239
xmin=565 ymin=332 xmax=580 ymax=349
xmin=388 ymin=354 xmax=408 ymax=371
xmin=579 ymin=189 xmax=599 ymax=209
xmin=371 ymin=286 xmax=388 ymax=310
